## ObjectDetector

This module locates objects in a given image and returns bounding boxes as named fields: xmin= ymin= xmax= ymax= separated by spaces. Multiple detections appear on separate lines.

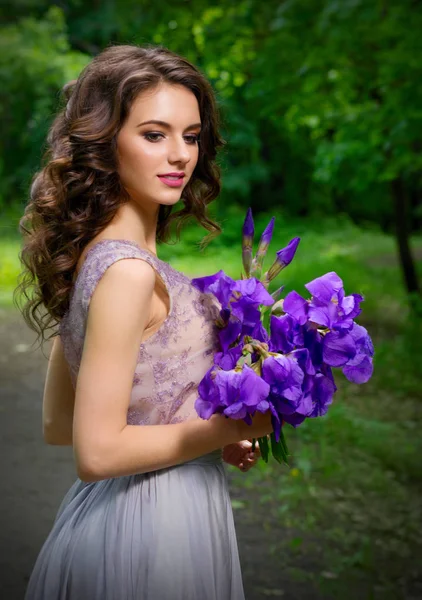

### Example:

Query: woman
xmin=16 ymin=44 xmax=273 ymax=599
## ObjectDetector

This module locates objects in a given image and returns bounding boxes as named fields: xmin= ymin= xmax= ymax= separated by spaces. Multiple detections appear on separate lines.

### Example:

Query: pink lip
xmin=159 ymin=172 xmax=185 ymax=177
xmin=157 ymin=174 xmax=185 ymax=188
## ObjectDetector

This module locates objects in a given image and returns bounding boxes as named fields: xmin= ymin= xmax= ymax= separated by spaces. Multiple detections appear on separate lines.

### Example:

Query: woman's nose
xmin=168 ymin=137 xmax=192 ymax=165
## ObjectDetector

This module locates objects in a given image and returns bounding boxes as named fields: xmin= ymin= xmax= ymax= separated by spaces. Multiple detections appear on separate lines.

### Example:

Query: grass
xmin=2 ymin=204 xmax=422 ymax=598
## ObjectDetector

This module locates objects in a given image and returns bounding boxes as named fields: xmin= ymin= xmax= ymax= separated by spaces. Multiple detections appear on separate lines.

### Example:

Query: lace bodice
xmin=59 ymin=239 xmax=220 ymax=425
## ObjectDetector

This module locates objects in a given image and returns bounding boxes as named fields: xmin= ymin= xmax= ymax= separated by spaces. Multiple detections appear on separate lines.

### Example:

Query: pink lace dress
xmin=24 ymin=239 xmax=246 ymax=600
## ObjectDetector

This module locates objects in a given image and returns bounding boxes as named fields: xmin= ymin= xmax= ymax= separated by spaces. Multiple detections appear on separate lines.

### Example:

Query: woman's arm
xmin=42 ymin=335 xmax=74 ymax=445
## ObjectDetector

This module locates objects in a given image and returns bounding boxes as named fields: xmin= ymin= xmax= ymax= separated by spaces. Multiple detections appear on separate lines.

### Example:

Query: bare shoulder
xmin=103 ymin=255 xmax=156 ymax=284
xmin=91 ymin=256 xmax=156 ymax=307
xmin=85 ymin=257 xmax=157 ymax=351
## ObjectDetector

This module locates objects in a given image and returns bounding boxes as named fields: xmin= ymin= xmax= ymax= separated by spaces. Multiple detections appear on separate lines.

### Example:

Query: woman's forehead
xmin=128 ymin=83 xmax=201 ymax=126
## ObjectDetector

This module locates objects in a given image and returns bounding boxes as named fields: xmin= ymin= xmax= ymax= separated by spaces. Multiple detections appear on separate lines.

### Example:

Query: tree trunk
xmin=391 ymin=177 xmax=420 ymax=302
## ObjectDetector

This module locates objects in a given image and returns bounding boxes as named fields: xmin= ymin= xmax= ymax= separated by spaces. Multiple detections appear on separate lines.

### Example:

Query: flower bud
xmin=242 ymin=208 xmax=254 ymax=277
xmin=266 ymin=237 xmax=300 ymax=282
xmin=250 ymin=217 xmax=275 ymax=277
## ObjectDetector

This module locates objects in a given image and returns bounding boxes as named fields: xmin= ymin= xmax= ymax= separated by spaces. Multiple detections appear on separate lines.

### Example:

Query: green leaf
xmin=270 ymin=431 xmax=290 ymax=466
xmin=258 ymin=435 xmax=269 ymax=463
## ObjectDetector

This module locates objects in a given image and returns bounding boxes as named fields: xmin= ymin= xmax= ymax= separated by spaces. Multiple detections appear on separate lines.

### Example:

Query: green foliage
xmin=246 ymin=0 xmax=422 ymax=225
xmin=0 ymin=6 xmax=89 ymax=204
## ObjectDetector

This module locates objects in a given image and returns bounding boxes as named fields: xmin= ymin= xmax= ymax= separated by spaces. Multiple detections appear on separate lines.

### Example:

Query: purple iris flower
xmin=342 ymin=323 xmax=374 ymax=383
xmin=281 ymin=395 xmax=313 ymax=428
xmin=262 ymin=354 xmax=305 ymax=425
xmin=343 ymin=355 xmax=373 ymax=384
xmin=242 ymin=207 xmax=254 ymax=237
xmin=283 ymin=291 xmax=309 ymax=325
xmin=236 ymin=304 xmax=263 ymax=336
xmin=193 ymin=272 xmax=273 ymax=317
xmin=305 ymin=272 xmax=364 ymax=331
xmin=212 ymin=364 xmax=271 ymax=424
xmin=290 ymin=348 xmax=316 ymax=377
xmin=282 ymin=362 xmax=336 ymax=427
xmin=307 ymin=371 xmax=336 ymax=418
xmin=252 ymin=217 xmax=275 ymax=275
xmin=249 ymin=320 xmax=270 ymax=343
xmin=193 ymin=271 xmax=273 ymax=352
xmin=231 ymin=279 xmax=273 ymax=334
xmin=303 ymin=326 xmax=324 ymax=370
xmin=232 ymin=278 xmax=274 ymax=306
xmin=279 ymin=348 xmax=317 ymax=427
xmin=266 ymin=237 xmax=301 ymax=282
xmin=305 ymin=272 xmax=343 ymax=303
xmin=191 ymin=271 xmax=235 ymax=307
xmin=269 ymin=314 xmax=304 ymax=354
xmin=195 ymin=364 xmax=271 ymax=422
xmin=194 ymin=228 xmax=374 ymax=455
xmin=218 ymin=313 xmax=242 ymax=353
xmin=214 ymin=343 xmax=244 ymax=371
xmin=242 ymin=208 xmax=254 ymax=276
xmin=277 ymin=237 xmax=301 ymax=267
xmin=292 ymin=349 xmax=316 ymax=415
xmin=259 ymin=217 xmax=275 ymax=248
xmin=194 ymin=367 xmax=220 ymax=419
xmin=322 ymin=330 xmax=357 ymax=367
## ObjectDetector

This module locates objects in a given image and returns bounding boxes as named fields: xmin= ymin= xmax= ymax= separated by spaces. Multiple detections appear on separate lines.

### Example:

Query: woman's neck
xmin=106 ymin=199 xmax=160 ymax=255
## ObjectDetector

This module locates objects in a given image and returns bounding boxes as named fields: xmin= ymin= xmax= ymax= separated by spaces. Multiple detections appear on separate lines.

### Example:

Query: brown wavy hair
xmin=14 ymin=43 xmax=225 ymax=352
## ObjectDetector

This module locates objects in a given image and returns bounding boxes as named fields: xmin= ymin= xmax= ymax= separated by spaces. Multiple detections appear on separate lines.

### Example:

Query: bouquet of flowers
xmin=192 ymin=208 xmax=374 ymax=465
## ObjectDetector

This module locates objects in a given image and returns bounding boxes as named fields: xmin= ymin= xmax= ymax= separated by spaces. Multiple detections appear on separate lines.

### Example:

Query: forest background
xmin=0 ymin=2 xmax=421 ymax=599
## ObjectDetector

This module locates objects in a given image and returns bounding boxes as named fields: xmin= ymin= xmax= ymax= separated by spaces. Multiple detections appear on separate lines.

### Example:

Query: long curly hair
xmin=14 ymin=44 xmax=225 ymax=351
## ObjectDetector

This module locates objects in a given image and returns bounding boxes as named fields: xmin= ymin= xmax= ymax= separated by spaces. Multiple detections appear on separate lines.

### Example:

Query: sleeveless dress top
xmin=59 ymin=238 xmax=221 ymax=426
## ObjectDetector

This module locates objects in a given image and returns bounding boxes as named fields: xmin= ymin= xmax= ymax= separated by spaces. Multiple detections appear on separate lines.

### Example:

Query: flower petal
xmin=191 ymin=271 xmax=235 ymax=306
xmin=214 ymin=344 xmax=244 ymax=371
xmin=308 ymin=299 xmax=338 ymax=328
xmin=308 ymin=373 xmax=336 ymax=417
xmin=224 ymin=401 xmax=247 ymax=419
xmin=233 ymin=278 xmax=274 ymax=306
xmin=239 ymin=364 xmax=270 ymax=407
xmin=305 ymin=271 xmax=343 ymax=303
xmin=194 ymin=397 xmax=216 ymax=420
xmin=283 ymin=291 xmax=308 ymax=325
xmin=343 ymin=355 xmax=373 ymax=384
xmin=323 ymin=331 xmax=356 ymax=367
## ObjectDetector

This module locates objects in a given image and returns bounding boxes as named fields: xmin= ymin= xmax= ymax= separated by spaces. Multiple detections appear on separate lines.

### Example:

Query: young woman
xmin=16 ymin=44 xmax=273 ymax=599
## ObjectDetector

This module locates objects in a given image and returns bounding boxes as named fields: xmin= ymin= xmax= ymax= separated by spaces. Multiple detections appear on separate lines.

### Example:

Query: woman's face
xmin=116 ymin=82 xmax=201 ymax=210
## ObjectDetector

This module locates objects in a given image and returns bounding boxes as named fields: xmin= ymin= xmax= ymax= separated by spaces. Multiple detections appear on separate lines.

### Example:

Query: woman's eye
xmin=184 ymin=135 xmax=200 ymax=145
xmin=143 ymin=132 xmax=164 ymax=142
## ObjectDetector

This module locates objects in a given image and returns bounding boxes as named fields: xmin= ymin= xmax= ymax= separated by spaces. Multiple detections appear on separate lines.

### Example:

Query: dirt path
xmin=0 ymin=307 xmax=322 ymax=600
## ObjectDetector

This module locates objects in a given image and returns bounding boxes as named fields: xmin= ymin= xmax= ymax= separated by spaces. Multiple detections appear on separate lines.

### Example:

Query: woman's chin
xmin=157 ymin=193 xmax=185 ymax=206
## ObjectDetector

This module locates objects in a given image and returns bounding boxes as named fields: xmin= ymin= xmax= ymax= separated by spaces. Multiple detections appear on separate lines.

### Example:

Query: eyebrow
xmin=136 ymin=119 xmax=201 ymax=131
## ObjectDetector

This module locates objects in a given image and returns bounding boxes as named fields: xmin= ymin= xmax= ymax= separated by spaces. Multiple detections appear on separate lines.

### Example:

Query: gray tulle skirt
xmin=24 ymin=449 xmax=245 ymax=600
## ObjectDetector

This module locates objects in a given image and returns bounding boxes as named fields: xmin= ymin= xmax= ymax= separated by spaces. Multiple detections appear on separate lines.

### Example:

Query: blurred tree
xmin=0 ymin=6 xmax=89 ymax=206
xmin=245 ymin=0 xmax=421 ymax=300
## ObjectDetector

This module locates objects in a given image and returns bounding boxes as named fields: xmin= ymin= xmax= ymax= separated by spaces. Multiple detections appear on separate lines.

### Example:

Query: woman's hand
xmin=222 ymin=439 xmax=261 ymax=472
